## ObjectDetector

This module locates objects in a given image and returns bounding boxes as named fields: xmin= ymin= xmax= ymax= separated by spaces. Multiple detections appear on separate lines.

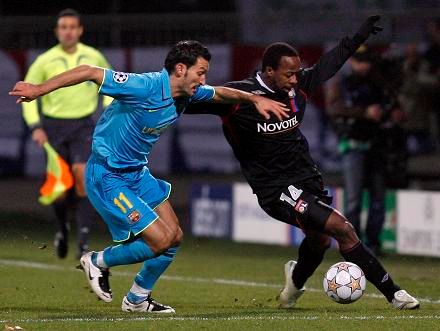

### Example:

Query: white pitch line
xmin=1 ymin=315 xmax=440 ymax=324
xmin=1 ymin=258 xmax=440 ymax=305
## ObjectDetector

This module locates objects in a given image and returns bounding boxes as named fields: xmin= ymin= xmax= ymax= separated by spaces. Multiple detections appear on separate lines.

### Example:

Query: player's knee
xmin=173 ymin=227 xmax=183 ymax=246
xmin=327 ymin=214 xmax=358 ymax=244
xmin=150 ymin=228 xmax=178 ymax=254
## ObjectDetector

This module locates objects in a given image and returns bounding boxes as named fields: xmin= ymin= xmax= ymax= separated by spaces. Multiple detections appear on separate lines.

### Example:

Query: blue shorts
xmin=85 ymin=158 xmax=171 ymax=242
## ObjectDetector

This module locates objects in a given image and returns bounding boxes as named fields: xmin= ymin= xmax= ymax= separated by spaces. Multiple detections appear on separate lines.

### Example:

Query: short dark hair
xmin=262 ymin=42 xmax=299 ymax=72
xmin=57 ymin=8 xmax=81 ymax=25
xmin=164 ymin=40 xmax=211 ymax=74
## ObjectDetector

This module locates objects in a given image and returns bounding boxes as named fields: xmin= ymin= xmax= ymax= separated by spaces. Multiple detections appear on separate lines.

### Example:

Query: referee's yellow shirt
xmin=22 ymin=42 xmax=112 ymax=127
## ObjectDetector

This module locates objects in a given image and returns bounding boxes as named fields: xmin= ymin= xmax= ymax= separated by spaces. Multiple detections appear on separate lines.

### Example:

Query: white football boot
xmin=278 ymin=260 xmax=305 ymax=308
xmin=122 ymin=295 xmax=176 ymax=313
xmin=80 ymin=252 xmax=112 ymax=303
xmin=391 ymin=290 xmax=420 ymax=309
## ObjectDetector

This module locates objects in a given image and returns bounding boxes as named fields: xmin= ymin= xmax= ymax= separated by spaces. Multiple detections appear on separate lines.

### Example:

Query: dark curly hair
xmin=164 ymin=40 xmax=211 ymax=74
xmin=262 ymin=42 xmax=299 ymax=72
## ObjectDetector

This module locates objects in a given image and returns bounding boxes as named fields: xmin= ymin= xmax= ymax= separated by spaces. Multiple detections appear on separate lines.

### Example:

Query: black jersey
xmin=186 ymin=36 xmax=362 ymax=198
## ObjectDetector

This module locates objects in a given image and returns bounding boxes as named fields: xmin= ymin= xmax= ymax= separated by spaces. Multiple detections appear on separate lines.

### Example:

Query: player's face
xmin=271 ymin=56 xmax=302 ymax=93
xmin=182 ymin=57 xmax=210 ymax=96
xmin=55 ymin=16 xmax=83 ymax=49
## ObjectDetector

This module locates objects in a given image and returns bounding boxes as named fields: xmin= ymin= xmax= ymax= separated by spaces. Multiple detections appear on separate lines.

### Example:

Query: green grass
xmin=0 ymin=212 xmax=439 ymax=330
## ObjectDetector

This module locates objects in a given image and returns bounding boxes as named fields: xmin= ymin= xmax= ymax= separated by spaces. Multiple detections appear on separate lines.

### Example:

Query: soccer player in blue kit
xmin=10 ymin=40 xmax=288 ymax=313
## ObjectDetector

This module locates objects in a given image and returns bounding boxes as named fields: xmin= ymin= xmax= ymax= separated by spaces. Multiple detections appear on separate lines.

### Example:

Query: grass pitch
xmin=0 ymin=212 xmax=439 ymax=330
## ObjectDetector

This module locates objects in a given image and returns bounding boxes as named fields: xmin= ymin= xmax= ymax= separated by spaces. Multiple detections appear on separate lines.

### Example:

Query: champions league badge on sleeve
xmin=113 ymin=72 xmax=129 ymax=83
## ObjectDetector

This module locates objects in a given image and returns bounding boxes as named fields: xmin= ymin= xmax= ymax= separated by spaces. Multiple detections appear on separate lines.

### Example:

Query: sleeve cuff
xmin=28 ymin=122 xmax=42 ymax=132
xmin=352 ymin=33 xmax=367 ymax=46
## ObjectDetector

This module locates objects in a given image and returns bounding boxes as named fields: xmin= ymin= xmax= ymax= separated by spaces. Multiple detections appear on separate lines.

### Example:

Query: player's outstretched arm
xmin=300 ymin=15 xmax=383 ymax=92
xmin=9 ymin=65 xmax=104 ymax=104
xmin=353 ymin=15 xmax=383 ymax=44
xmin=212 ymin=86 xmax=289 ymax=120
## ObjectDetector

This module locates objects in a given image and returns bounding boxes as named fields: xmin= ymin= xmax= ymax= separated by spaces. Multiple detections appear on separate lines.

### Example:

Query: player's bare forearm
xmin=212 ymin=86 xmax=255 ymax=104
xmin=9 ymin=65 xmax=104 ymax=103
xmin=212 ymin=86 xmax=289 ymax=120
xmin=41 ymin=65 xmax=104 ymax=93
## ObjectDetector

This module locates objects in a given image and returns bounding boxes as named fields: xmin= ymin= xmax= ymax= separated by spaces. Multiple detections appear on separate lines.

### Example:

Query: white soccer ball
xmin=323 ymin=262 xmax=366 ymax=304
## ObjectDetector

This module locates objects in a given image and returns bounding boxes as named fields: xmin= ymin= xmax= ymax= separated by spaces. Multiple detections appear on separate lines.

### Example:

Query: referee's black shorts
xmin=257 ymin=177 xmax=334 ymax=231
xmin=42 ymin=115 xmax=94 ymax=164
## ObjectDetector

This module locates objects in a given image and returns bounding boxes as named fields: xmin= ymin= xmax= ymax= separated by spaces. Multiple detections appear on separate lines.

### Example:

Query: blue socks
xmin=96 ymin=238 xmax=156 ymax=268
xmin=127 ymin=246 xmax=179 ymax=304
xmin=90 ymin=238 xmax=179 ymax=304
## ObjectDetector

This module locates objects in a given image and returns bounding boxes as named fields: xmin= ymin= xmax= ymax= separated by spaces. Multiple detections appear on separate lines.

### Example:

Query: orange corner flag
xmin=38 ymin=142 xmax=74 ymax=205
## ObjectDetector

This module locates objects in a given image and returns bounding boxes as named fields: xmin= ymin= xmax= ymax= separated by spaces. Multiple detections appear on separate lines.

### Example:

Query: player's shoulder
xmin=224 ymin=77 xmax=257 ymax=91
xmin=78 ymin=43 xmax=105 ymax=57
xmin=32 ymin=45 xmax=61 ymax=63
xmin=123 ymin=70 xmax=165 ymax=91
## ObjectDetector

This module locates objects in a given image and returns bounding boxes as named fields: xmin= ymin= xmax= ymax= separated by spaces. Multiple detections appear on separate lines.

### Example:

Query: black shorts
xmin=42 ymin=115 xmax=94 ymax=164
xmin=257 ymin=177 xmax=334 ymax=231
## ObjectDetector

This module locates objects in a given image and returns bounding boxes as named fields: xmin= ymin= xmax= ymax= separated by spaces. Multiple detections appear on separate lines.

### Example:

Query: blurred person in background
xmin=423 ymin=18 xmax=440 ymax=150
xmin=398 ymin=43 xmax=434 ymax=155
xmin=326 ymin=46 xmax=390 ymax=256
xmin=22 ymin=9 xmax=112 ymax=259
xmin=187 ymin=16 xmax=419 ymax=310
xmin=11 ymin=40 xmax=288 ymax=313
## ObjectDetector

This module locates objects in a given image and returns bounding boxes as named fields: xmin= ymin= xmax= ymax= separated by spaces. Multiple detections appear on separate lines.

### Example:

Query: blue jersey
xmin=93 ymin=68 xmax=215 ymax=169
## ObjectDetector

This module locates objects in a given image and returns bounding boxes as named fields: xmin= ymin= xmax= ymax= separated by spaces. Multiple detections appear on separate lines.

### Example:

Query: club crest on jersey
xmin=294 ymin=199 xmax=308 ymax=214
xmin=113 ymin=72 xmax=129 ymax=83
xmin=288 ymin=89 xmax=296 ymax=98
xmin=128 ymin=210 xmax=141 ymax=224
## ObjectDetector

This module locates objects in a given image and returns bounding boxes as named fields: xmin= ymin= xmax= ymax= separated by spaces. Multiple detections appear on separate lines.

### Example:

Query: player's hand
xmin=31 ymin=128 xmax=48 ymax=147
xmin=356 ymin=15 xmax=383 ymax=40
xmin=252 ymin=95 xmax=289 ymax=121
xmin=9 ymin=81 xmax=41 ymax=103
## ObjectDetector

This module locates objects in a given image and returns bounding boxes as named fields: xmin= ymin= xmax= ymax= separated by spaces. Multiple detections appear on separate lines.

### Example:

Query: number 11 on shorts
xmin=113 ymin=192 xmax=133 ymax=214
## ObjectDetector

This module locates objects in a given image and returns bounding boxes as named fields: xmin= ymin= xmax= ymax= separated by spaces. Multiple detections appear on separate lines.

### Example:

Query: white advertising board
xmin=397 ymin=190 xmax=440 ymax=257
xmin=232 ymin=183 xmax=290 ymax=245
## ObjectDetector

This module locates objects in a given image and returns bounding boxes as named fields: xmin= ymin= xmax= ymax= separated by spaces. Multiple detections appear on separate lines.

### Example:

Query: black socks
xmin=292 ymin=238 xmax=327 ymax=290
xmin=341 ymin=241 xmax=400 ymax=302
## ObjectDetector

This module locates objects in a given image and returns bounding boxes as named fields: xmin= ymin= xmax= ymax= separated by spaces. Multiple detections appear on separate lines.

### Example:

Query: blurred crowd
xmin=336 ymin=19 xmax=440 ymax=155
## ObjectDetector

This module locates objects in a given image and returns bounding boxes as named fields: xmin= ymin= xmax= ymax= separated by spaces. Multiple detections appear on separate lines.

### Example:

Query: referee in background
xmin=22 ymin=8 xmax=112 ymax=259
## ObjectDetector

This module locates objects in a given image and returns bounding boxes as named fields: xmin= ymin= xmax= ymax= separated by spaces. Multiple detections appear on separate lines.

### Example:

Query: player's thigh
xmin=68 ymin=119 xmax=93 ymax=167
xmin=85 ymin=163 xmax=159 ymax=243
xmin=155 ymin=200 xmax=179 ymax=228
xmin=71 ymin=162 xmax=87 ymax=196
xmin=134 ymin=173 xmax=181 ymax=248
xmin=259 ymin=183 xmax=334 ymax=231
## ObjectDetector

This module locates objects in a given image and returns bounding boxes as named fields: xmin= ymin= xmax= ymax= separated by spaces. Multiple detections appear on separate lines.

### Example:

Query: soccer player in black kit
xmin=186 ymin=16 xmax=419 ymax=309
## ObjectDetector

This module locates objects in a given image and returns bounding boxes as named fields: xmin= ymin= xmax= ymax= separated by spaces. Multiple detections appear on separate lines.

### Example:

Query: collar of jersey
xmin=160 ymin=68 xmax=172 ymax=100
xmin=255 ymin=71 xmax=275 ymax=93
xmin=55 ymin=42 xmax=84 ymax=55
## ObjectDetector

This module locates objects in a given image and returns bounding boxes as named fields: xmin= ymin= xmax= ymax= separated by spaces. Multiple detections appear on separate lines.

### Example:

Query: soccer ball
xmin=323 ymin=262 xmax=366 ymax=304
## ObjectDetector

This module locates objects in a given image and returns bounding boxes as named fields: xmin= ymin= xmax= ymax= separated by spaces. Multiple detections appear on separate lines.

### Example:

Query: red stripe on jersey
xmin=290 ymin=98 xmax=299 ymax=113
